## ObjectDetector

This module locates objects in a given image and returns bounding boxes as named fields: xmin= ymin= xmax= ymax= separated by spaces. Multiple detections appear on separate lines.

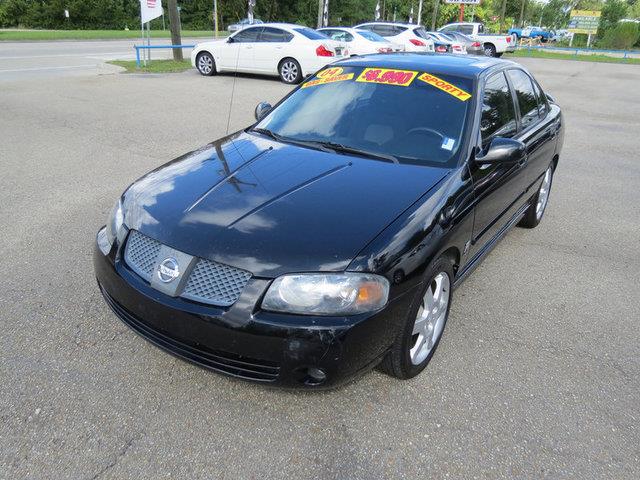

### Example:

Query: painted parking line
xmin=0 ymin=64 xmax=98 ymax=73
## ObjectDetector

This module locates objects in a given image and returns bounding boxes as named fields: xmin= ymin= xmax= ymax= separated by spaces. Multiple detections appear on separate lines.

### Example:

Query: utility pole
xmin=499 ymin=0 xmax=507 ymax=33
xmin=167 ymin=0 xmax=183 ymax=61
xmin=417 ymin=0 xmax=424 ymax=25
xmin=519 ymin=0 xmax=526 ymax=28
xmin=431 ymin=0 xmax=440 ymax=30
xmin=317 ymin=0 xmax=323 ymax=28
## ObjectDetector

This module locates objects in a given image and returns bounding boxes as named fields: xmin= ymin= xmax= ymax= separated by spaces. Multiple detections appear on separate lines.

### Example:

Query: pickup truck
xmin=439 ymin=22 xmax=516 ymax=57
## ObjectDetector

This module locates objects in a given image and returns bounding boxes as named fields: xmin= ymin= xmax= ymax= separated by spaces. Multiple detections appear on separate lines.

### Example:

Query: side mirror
xmin=475 ymin=137 xmax=525 ymax=166
xmin=254 ymin=101 xmax=272 ymax=121
xmin=545 ymin=92 xmax=556 ymax=104
xmin=226 ymin=37 xmax=234 ymax=43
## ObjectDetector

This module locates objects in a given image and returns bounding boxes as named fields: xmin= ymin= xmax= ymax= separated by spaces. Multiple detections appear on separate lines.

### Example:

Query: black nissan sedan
xmin=95 ymin=54 xmax=564 ymax=388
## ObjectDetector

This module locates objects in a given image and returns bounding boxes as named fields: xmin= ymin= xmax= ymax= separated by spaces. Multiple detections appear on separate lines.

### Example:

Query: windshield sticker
xmin=302 ymin=67 xmax=354 ymax=88
xmin=356 ymin=68 xmax=418 ymax=87
xmin=417 ymin=73 xmax=472 ymax=101
xmin=441 ymin=137 xmax=455 ymax=151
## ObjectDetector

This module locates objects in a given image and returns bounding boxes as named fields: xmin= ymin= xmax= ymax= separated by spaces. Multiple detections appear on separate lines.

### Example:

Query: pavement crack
xmin=88 ymin=434 xmax=141 ymax=480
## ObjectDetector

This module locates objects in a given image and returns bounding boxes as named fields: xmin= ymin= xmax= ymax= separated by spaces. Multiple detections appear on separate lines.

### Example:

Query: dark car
xmin=440 ymin=31 xmax=485 ymax=56
xmin=95 ymin=55 xmax=564 ymax=388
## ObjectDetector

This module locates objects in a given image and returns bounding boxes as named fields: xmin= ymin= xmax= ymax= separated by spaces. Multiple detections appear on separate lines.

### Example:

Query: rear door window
xmin=481 ymin=72 xmax=518 ymax=143
xmin=507 ymin=69 xmax=540 ymax=130
xmin=260 ymin=27 xmax=292 ymax=42
xmin=531 ymin=79 xmax=548 ymax=118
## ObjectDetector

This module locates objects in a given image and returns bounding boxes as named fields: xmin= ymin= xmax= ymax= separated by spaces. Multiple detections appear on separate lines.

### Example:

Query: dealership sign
xmin=567 ymin=10 xmax=601 ymax=34
xmin=140 ymin=0 xmax=163 ymax=24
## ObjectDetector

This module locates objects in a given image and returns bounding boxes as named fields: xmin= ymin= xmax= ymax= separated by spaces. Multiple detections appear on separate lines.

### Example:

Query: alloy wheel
xmin=198 ymin=54 xmax=213 ymax=75
xmin=410 ymin=272 xmax=450 ymax=365
xmin=536 ymin=167 xmax=552 ymax=220
xmin=281 ymin=61 xmax=298 ymax=83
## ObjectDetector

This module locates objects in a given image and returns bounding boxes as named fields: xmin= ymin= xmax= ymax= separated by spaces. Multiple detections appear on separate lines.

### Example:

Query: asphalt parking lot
xmin=1 ymin=52 xmax=639 ymax=479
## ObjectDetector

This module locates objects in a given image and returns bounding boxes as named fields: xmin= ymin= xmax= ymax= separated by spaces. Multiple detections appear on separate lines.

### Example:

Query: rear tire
xmin=519 ymin=164 xmax=554 ymax=228
xmin=483 ymin=43 xmax=497 ymax=57
xmin=196 ymin=52 xmax=215 ymax=76
xmin=380 ymin=256 xmax=454 ymax=379
xmin=278 ymin=58 xmax=302 ymax=84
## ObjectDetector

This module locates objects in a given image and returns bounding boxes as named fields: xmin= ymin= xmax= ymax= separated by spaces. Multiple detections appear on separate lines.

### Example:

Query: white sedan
xmin=317 ymin=27 xmax=401 ymax=55
xmin=353 ymin=22 xmax=435 ymax=53
xmin=191 ymin=23 xmax=347 ymax=84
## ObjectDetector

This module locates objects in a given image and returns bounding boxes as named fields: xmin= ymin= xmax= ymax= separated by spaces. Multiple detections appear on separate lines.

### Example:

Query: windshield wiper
xmin=313 ymin=141 xmax=399 ymax=164
xmin=251 ymin=127 xmax=283 ymax=142
xmin=251 ymin=128 xmax=334 ymax=153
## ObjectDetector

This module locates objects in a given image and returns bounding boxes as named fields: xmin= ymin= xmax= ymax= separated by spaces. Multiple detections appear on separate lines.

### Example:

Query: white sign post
xmin=139 ymin=0 xmax=164 ymax=65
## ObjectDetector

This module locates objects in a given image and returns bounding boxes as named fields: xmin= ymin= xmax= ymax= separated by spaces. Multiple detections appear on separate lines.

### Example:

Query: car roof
xmin=356 ymin=22 xmax=421 ymax=27
xmin=244 ymin=22 xmax=306 ymax=30
xmin=333 ymin=53 xmax=517 ymax=78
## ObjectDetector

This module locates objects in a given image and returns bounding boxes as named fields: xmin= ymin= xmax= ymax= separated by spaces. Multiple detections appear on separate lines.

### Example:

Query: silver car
xmin=228 ymin=18 xmax=264 ymax=33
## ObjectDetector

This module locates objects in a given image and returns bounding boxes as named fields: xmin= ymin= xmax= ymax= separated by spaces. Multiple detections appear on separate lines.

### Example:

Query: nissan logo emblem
xmin=157 ymin=257 xmax=180 ymax=283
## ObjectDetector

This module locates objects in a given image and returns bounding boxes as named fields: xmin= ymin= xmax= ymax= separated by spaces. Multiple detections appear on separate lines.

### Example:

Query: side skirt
xmin=453 ymin=201 xmax=530 ymax=289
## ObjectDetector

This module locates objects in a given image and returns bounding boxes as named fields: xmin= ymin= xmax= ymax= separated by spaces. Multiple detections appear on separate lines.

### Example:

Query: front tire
xmin=278 ymin=58 xmax=302 ymax=84
xmin=519 ymin=165 xmax=554 ymax=228
xmin=380 ymin=256 xmax=454 ymax=379
xmin=196 ymin=52 xmax=215 ymax=76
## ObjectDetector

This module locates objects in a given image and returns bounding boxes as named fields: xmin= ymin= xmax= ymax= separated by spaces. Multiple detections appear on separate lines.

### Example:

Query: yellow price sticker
xmin=356 ymin=68 xmax=418 ymax=87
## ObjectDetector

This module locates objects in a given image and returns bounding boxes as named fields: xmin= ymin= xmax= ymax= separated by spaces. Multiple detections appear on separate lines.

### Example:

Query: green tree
xmin=597 ymin=0 xmax=629 ymax=37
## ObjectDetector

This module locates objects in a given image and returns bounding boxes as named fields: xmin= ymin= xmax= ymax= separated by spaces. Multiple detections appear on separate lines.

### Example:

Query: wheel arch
xmin=196 ymin=50 xmax=218 ymax=72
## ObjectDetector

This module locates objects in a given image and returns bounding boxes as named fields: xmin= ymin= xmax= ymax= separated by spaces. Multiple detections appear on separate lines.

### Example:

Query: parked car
xmin=441 ymin=31 xmax=484 ymax=55
xmin=227 ymin=18 xmax=263 ymax=33
xmin=191 ymin=23 xmax=347 ymax=84
xmin=521 ymin=26 xmax=553 ymax=42
xmin=425 ymin=31 xmax=467 ymax=54
xmin=439 ymin=22 xmax=515 ymax=57
xmin=95 ymin=54 xmax=564 ymax=388
xmin=508 ymin=27 xmax=523 ymax=39
xmin=354 ymin=22 xmax=435 ymax=52
xmin=318 ymin=27 xmax=401 ymax=55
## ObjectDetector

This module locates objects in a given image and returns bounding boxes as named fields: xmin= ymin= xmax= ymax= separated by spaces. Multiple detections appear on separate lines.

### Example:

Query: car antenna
xmin=225 ymin=35 xmax=242 ymax=135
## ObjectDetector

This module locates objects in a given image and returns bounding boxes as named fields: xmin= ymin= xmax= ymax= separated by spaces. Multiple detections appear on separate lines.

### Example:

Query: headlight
xmin=105 ymin=198 xmax=124 ymax=246
xmin=262 ymin=273 xmax=389 ymax=316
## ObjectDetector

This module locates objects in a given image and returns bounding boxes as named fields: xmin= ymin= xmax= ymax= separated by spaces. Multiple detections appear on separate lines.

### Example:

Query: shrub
xmin=601 ymin=22 xmax=640 ymax=50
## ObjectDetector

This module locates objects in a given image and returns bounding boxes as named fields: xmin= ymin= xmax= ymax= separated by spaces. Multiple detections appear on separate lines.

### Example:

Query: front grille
xmin=182 ymin=258 xmax=252 ymax=307
xmin=123 ymin=230 xmax=252 ymax=307
xmin=124 ymin=230 xmax=161 ymax=281
xmin=99 ymin=284 xmax=280 ymax=382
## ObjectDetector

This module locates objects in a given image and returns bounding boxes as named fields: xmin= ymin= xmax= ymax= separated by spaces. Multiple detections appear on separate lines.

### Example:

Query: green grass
xmin=0 ymin=29 xmax=226 ymax=41
xmin=109 ymin=59 xmax=192 ymax=73
xmin=505 ymin=48 xmax=640 ymax=65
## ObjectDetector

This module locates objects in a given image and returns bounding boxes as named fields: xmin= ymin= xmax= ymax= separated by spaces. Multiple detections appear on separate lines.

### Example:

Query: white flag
xmin=375 ymin=0 xmax=381 ymax=21
xmin=409 ymin=5 xmax=414 ymax=23
xmin=140 ymin=0 xmax=163 ymax=25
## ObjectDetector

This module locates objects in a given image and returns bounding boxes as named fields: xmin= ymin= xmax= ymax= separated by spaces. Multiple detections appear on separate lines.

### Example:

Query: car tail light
xmin=454 ymin=45 xmax=462 ymax=51
xmin=315 ymin=45 xmax=334 ymax=57
xmin=506 ymin=36 xmax=512 ymax=43
xmin=471 ymin=41 xmax=481 ymax=47
xmin=409 ymin=38 xmax=425 ymax=47
xmin=435 ymin=45 xmax=447 ymax=53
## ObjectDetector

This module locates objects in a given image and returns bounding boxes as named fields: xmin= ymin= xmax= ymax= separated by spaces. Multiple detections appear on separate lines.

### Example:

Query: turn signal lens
xmin=262 ymin=273 xmax=390 ymax=316
xmin=316 ymin=45 xmax=334 ymax=57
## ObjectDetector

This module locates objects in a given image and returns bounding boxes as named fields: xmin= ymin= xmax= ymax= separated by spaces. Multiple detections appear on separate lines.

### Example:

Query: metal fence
xmin=134 ymin=44 xmax=195 ymax=68
xmin=516 ymin=44 xmax=638 ymax=61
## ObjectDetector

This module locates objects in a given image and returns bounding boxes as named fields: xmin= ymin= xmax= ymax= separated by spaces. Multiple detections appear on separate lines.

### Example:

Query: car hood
xmin=122 ymin=131 xmax=448 ymax=277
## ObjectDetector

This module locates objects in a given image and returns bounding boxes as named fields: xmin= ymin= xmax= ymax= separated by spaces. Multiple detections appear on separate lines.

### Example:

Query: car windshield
xmin=357 ymin=30 xmax=387 ymax=42
xmin=414 ymin=27 xmax=429 ymax=38
xmin=254 ymin=66 xmax=473 ymax=167
xmin=294 ymin=27 xmax=328 ymax=40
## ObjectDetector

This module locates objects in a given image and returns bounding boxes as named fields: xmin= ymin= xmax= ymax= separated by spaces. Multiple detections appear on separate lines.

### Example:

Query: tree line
xmin=0 ymin=0 xmax=638 ymax=47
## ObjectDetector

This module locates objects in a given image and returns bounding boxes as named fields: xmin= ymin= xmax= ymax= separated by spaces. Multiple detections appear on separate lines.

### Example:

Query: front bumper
xmin=94 ymin=231 xmax=411 ymax=388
